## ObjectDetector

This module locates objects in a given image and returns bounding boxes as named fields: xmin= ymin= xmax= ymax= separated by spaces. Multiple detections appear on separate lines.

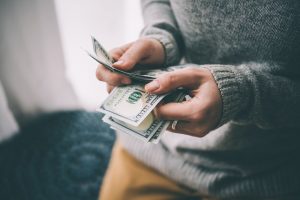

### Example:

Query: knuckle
xmin=186 ymin=67 xmax=198 ymax=74
xmin=108 ymin=77 xmax=121 ymax=86
xmin=189 ymin=111 xmax=205 ymax=122
xmin=188 ymin=114 xmax=198 ymax=122
xmin=187 ymin=67 xmax=199 ymax=75
xmin=186 ymin=106 xmax=201 ymax=121
xmin=162 ymin=73 xmax=175 ymax=87
xmin=125 ymin=57 xmax=135 ymax=66
xmin=110 ymin=74 xmax=128 ymax=86
xmin=169 ymin=73 xmax=176 ymax=84
xmin=137 ymin=38 xmax=154 ymax=52
xmin=154 ymin=107 xmax=163 ymax=119
xmin=96 ymin=66 xmax=122 ymax=86
xmin=106 ymin=84 xmax=114 ymax=93
xmin=184 ymin=67 xmax=200 ymax=81
xmin=109 ymin=47 xmax=125 ymax=61
xmin=123 ymin=51 xmax=133 ymax=59
xmin=188 ymin=100 xmax=212 ymax=122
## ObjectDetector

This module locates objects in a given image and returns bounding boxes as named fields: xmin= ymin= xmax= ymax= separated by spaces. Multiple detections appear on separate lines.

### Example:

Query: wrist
xmin=202 ymin=65 xmax=246 ymax=126
xmin=138 ymin=37 xmax=165 ymax=66
xmin=147 ymin=38 xmax=165 ymax=66
xmin=141 ymin=34 xmax=180 ymax=67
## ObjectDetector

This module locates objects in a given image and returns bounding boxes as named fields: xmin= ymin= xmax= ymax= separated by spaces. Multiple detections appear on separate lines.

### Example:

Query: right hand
xmin=96 ymin=38 xmax=165 ymax=93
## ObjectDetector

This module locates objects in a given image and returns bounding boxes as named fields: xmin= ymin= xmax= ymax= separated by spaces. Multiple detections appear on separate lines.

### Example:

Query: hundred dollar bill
xmin=91 ymin=36 xmax=113 ymax=65
xmin=107 ymin=121 xmax=170 ymax=144
xmin=149 ymin=91 xmax=187 ymax=143
xmin=87 ymin=37 xmax=155 ymax=83
xmin=102 ymin=114 xmax=166 ymax=142
xmin=149 ymin=121 xmax=170 ymax=144
xmin=86 ymin=36 xmax=191 ymax=83
xmin=98 ymin=85 xmax=167 ymax=127
xmin=102 ymin=90 xmax=187 ymax=143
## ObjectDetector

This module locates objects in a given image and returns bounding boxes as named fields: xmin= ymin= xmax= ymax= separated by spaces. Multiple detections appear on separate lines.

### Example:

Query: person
xmin=97 ymin=0 xmax=300 ymax=199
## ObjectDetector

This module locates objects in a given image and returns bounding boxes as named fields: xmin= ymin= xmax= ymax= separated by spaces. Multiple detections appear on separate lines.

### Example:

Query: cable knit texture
xmin=0 ymin=111 xmax=115 ymax=200
xmin=120 ymin=0 xmax=300 ymax=199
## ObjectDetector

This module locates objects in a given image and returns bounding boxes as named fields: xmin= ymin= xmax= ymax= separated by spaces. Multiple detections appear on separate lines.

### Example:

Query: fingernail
xmin=113 ymin=60 xmax=124 ymax=66
xmin=121 ymin=78 xmax=131 ymax=85
xmin=145 ymin=80 xmax=160 ymax=92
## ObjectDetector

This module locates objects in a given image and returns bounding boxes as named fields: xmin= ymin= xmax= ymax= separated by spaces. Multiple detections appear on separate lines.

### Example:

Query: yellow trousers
xmin=99 ymin=142 xmax=216 ymax=200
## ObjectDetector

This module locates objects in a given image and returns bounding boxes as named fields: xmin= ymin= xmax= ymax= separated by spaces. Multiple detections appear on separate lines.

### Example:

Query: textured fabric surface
xmin=120 ymin=0 xmax=300 ymax=199
xmin=0 ymin=111 xmax=115 ymax=200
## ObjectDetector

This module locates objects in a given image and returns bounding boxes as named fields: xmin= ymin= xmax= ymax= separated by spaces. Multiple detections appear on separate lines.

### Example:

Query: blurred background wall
xmin=0 ymin=0 xmax=143 ymax=138
xmin=55 ymin=0 xmax=143 ymax=110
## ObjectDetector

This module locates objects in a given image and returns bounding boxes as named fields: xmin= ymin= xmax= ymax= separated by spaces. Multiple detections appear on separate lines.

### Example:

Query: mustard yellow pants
xmin=99 ymin=142 xmax=216 ymax=200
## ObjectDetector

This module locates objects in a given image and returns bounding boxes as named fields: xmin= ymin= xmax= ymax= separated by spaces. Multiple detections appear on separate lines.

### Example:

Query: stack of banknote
xmin=86 ymin=37 xmax=186 ymax=143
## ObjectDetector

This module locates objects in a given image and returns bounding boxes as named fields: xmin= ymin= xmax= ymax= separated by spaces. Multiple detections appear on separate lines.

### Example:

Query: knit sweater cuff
xmin=141 ymin=30 xmax=181 ymax=66
xmin=203 ymin=65 xmax=247 ymax=126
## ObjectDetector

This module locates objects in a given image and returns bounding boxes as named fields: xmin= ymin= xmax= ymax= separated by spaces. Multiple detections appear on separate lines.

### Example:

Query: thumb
xmin=112 ymin=39 xmax=152 ymax=70
xmin=145 ymin=68 xmax=202 ymax=94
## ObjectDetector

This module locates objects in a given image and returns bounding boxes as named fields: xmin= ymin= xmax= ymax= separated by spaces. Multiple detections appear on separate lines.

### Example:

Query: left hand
xmin=145 ymin=67 xmax=222 ymax=137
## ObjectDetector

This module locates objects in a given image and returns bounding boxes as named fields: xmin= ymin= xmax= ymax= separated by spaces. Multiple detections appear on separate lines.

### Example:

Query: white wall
xmin=0 ymin=0 xmax=81 ymax=125
xmin=54 ymin=0 xmax=143 ymax=110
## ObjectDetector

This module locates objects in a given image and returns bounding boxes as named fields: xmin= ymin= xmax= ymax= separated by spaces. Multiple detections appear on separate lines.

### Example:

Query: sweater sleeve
xmin=203 ymin=63 xmax=300 ymax=129
xmin=140 ymin=0 xmax=184 ymax=66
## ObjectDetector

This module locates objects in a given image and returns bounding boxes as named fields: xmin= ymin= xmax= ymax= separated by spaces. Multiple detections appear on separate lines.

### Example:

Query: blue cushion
xmin=0 ymin=111 xmax=115 ymax=200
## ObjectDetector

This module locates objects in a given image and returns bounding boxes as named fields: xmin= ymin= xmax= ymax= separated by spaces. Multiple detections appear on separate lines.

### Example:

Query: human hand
xmin=145 ymin=67 xmax=222 ymax=137
xmin=95 ymin=38 xmax=165 ymax=93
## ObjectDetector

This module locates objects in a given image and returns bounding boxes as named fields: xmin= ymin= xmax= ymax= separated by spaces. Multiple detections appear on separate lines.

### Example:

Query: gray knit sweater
xmin=119 ymin=0 xmax=300 ymax=199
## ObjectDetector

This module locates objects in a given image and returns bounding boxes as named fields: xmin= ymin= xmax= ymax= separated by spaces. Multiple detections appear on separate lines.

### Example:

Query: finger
xmin=112 ymin=39 xmax=155 ymax=70
xmin=145 ymin=68 xmax=202 ymax=94
xmin=96 ymin=64 xmax=131 ymax=86
xmin=106 ymin=84 xmax=115 ymax=93
xmin=109 ymin=42 xmax=133 ymax=62
xmin=155 ymin=98 xmax=202 ymax=121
